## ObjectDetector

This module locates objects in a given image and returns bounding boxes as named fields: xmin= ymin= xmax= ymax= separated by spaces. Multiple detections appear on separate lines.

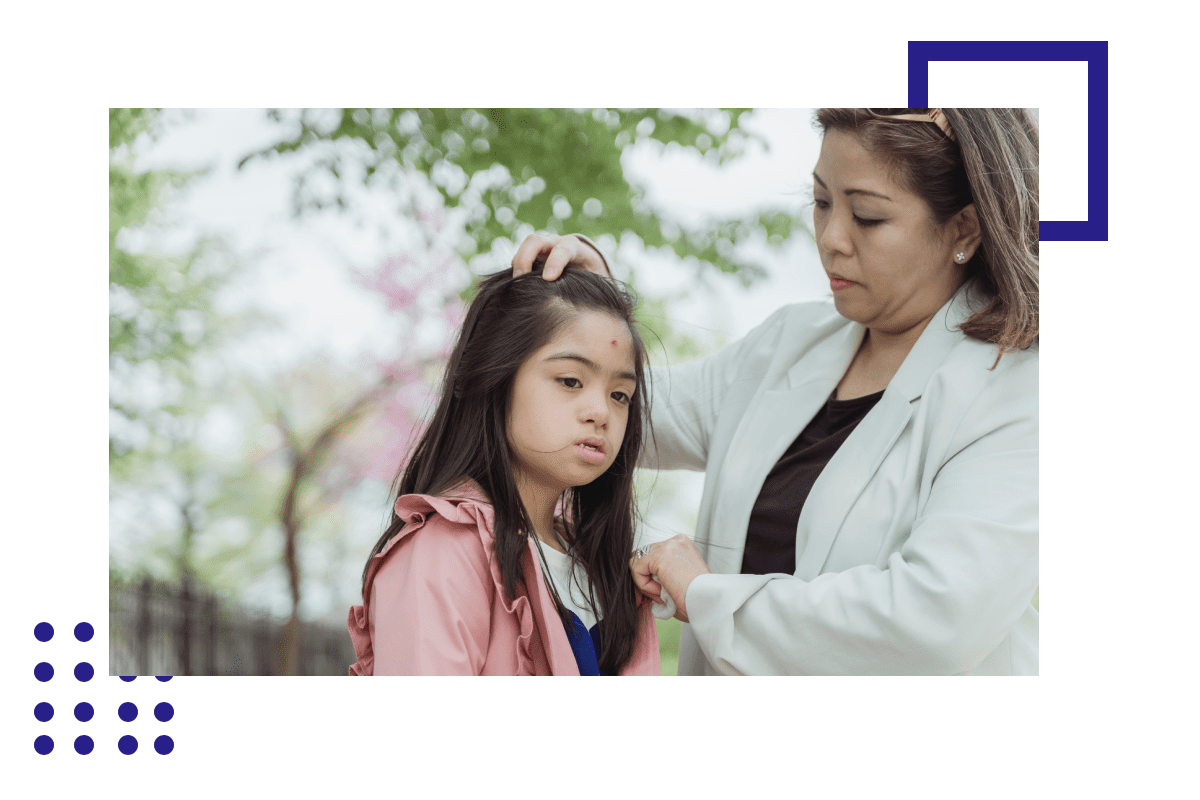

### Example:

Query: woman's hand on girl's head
xmin=512 ymin=233 xmax=612 ymax=281
xmin=630 ymin=535 xmax=711 ymax=623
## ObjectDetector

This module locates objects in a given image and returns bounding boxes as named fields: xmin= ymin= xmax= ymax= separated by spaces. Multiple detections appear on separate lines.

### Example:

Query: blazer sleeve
xmin=642 ymin=306 xmax=791 ymax=472
xmin=684 ymin=357 xmax=1039 ymax=675
xmin=371 ymin=517 xmax=494 ymax=675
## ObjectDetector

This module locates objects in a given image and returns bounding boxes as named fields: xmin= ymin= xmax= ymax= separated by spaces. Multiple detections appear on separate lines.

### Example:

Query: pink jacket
xmin=348 ymin=484 xmax=660 ymax=675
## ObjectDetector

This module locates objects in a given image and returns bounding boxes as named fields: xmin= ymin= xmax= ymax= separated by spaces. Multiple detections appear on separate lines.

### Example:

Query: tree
xmin=253 ymin=200 xmax=469 ymax=673
xmin=239 ymin=108 xmax=807 ymax=284
xmin=108 ymin=110 xmax=231 ymax=474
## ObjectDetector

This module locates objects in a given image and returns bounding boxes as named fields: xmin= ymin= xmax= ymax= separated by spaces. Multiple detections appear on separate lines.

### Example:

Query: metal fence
xmin=110 ymin=578 xmax=356 ymax=676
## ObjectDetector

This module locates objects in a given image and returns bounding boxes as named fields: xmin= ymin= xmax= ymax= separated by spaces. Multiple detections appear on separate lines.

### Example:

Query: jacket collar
xmin=887 ymin=285 xmax=978 ymax=402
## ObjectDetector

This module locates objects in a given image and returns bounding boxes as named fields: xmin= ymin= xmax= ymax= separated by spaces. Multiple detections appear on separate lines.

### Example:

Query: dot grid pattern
xmin=32 ymin=620 xmax=175 ymax=756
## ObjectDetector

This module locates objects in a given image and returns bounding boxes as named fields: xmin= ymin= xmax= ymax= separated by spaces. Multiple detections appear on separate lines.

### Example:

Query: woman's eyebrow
xmin=812 ymin=170 xmax=892 ymax=201
xmin=545 ymin=352 xmax=636 ymax=383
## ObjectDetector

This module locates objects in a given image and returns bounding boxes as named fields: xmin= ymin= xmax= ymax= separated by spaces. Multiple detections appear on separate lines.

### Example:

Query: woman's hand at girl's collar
xmin=630 ymin=535 xmax=712 ymax=623
xmin=512 ymin=233 xmax=612 ymax=281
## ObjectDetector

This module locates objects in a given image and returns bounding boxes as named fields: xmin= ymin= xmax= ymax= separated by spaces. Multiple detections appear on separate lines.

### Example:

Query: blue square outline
xmin=907 ymin=40 xmax=1108 ymax=242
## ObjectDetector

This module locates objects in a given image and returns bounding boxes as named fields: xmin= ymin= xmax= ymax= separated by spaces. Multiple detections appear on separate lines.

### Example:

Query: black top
xmin=739 ymin=389 xmax=885 ymax=576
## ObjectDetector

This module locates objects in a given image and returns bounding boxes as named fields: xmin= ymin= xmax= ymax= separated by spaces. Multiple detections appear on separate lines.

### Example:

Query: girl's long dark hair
xmin=361 ymin=265 xmax=650 ymax=674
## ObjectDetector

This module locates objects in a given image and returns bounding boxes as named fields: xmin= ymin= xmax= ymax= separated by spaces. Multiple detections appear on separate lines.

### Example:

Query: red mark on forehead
xmin=611 ymin=340 xmax=617 ymax=346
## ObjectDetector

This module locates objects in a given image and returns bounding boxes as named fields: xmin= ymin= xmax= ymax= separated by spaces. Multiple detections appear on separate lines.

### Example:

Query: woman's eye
xmin=611 ymin=391 xmax=631 ymax=405
xmin=854 ymin=215 xmax=884 ymax=227
xmin=558 ymin=377 xmax=582 ymax=389
xmin=812 ymin=199 xmax=829 ymax=211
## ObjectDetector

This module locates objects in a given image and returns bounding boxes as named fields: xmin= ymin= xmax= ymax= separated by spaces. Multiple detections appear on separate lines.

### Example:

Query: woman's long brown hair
xmin=816 ymin=108 xmax=1039 ymax=360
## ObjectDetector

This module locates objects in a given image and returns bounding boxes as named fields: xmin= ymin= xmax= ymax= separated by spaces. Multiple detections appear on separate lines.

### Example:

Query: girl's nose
xmin=583 ymin=391 xmax=609 ymax=426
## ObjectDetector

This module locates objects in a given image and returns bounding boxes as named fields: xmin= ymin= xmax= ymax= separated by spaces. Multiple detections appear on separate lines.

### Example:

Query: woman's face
xmin=812 ymin=129 xmax=969 ymax=336
xmin=507 ymin=309 xmax=636 ymax=497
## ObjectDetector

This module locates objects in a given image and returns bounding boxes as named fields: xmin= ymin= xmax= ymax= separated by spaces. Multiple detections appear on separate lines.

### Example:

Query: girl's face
xmin=507 ymin=309 xmax=637 ymax=496
xmin=812 ymin=128 xmax=971 ymax=336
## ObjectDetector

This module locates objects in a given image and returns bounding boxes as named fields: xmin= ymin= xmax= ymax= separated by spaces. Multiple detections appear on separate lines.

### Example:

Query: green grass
xmin=656 ymin=617 xmax=682 ymax=676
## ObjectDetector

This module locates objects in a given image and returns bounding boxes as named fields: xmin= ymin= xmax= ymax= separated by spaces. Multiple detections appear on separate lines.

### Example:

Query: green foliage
xmin=240 ymin=108 xmax=804 ymax=283
xmin=635 ymin=294 xmax=719 ymax=366
xmin=109 ymin=109 xmax=237 ymax=478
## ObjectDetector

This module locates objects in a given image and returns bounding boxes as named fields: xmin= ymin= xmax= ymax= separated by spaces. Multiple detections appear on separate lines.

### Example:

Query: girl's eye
xmin=557 ymin=377 xmax=582 ymax=389
xmin=812 ymin=198 xmax=829 ymax=211
xmin=611 ymin=391 xmax=631 ymax=405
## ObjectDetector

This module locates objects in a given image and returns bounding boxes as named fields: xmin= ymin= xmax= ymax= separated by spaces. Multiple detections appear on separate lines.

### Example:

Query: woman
xmin=512 ymin=108 xmax=1039 ymax=675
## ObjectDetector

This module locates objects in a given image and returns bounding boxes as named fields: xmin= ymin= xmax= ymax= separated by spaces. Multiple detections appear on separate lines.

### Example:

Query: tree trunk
xmin=180 ymin=576 xmax=193 ymax=676
xmin=279 ymin=455 xmax=305 ymax=675
xmin=273 ymin=381 xmax=389 ymax=675
xmin=137 ymin=576 xmax=152 ymax=675
xmin=279 ymin=613 xmax=302 ymax=676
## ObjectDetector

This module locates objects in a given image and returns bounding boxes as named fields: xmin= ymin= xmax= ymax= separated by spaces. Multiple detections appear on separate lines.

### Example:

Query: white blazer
xmin=642 ymin=289 xmax=1039 ymax=675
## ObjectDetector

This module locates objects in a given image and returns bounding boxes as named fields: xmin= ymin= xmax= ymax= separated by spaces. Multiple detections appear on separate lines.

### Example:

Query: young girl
xmin=348 ymin=265 xmax=660 ymax=675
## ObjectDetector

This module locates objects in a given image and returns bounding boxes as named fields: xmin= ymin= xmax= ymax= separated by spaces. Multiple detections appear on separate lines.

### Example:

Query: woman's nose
xmin=819 ymin=209 xmax=852 ymax=257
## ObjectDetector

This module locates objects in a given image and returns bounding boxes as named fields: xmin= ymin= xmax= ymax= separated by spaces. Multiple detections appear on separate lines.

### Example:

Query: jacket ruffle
xmin=347 ymin=603 xmax=372 ymax=676
xmin=348 ymin=483 xmax=577 ymax=675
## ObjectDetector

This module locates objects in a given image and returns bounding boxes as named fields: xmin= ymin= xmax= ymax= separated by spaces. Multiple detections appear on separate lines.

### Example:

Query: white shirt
xmin=535 ymin=538 xmax=600 ymax=630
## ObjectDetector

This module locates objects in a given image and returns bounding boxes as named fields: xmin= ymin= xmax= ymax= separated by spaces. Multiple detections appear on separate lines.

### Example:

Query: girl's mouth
xmin=575 ymin=442 xmax=606 ymax=465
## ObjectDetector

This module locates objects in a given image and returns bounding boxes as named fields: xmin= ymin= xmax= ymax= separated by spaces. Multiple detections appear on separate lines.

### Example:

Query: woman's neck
xmin=836 ymin=315 xmax=933 ymax=400
xmin=867 ymin=312 xmax=934 ymax=358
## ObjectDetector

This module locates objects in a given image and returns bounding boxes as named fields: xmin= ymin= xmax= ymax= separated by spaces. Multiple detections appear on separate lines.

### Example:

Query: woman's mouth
xmin=830 ymin=277 xmax=855 ymax=291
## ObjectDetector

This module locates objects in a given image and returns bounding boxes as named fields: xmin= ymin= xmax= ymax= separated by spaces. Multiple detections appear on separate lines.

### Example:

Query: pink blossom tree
xmin=268 ymin=205 xmax=469 ymax=674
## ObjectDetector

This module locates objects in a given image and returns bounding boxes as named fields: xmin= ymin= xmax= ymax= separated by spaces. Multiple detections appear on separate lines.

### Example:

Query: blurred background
xmin=108 ymin=107 xmax=836 ymax=675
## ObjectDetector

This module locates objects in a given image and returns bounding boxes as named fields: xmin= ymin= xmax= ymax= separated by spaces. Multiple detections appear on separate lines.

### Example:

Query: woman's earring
xmin=955 ymin=252 xmax=966 ymax=263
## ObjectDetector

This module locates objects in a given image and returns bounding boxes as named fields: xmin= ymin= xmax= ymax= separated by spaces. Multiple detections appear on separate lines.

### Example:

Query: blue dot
xmin=34 ymin=735 xmax=54 ymax=755
xmin=154 ymin=702 xmax=174 ymax=722
xmin=119 ymin=675 xmax=136 ymax=682
xmin=74 ymin=702 xmax=94 ymax=722
xmin=74 ymin=622 xmax=94 ymax=642
xmin=34 ymin=702 xmax=54 ymax=721
xmin=154 ymin=735 xmax=174 ymax=755
xmin=118 ymin=735 xmax=138 ymax=755
xmin=74 ymin=735 xmax=94 ymax=755
xmin=118 ymin=702 xmax=138 ymax=722
xmin=74 ymin=662 xmax=94 ymax=682
xmin=155 ymin=675 xmax=173 ymax=682
xmin=34 ymin=662 xmax=53 ymax=682
xmin=35 ymin=622 xmax=54 ymax=642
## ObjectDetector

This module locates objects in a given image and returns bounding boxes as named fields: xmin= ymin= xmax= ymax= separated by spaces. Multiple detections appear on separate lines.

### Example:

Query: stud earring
xmin=955 ymin=252 xmax=966 ymax=263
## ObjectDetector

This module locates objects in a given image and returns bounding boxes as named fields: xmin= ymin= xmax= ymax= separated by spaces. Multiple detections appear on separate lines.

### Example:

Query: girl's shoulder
xmin=377 ymin=480 xmax=496 ymax=560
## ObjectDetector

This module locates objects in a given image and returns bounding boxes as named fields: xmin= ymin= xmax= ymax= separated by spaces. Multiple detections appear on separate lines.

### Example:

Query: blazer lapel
xmin=705 ymin=320 xmax=863 ymax=574
xmin=792 ymin=290 xmax=975 ymax=580
xmin=792 ymin=391 xmax=912 ymax=580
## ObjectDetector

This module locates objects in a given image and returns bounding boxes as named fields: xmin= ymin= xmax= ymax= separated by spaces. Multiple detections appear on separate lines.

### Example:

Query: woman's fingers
xmin=634 ymin=534 xmax=711 ymax=622
xmin=541 ymin=237 xmax=580 ymax=281
xmin=629 ymin=549 xmax=662 ymax=602
xmin=511 ymin=234 xmax=556 ymax=276
xmin=512 ymin=233 xmax=608 ymax=280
